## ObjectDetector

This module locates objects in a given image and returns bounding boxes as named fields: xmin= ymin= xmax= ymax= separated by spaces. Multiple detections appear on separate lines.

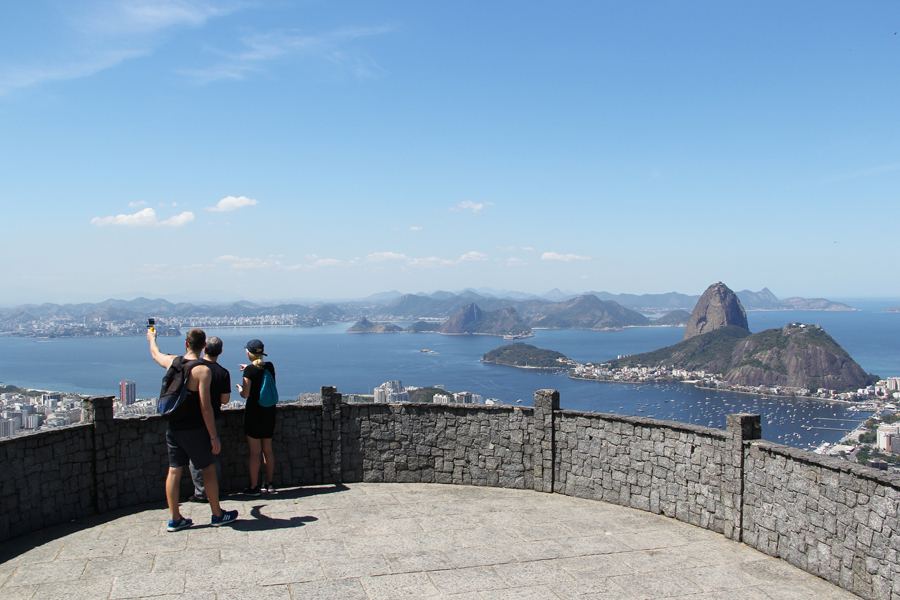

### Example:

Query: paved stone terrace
xmin=0 ymin=484 xmax=858 ymax=600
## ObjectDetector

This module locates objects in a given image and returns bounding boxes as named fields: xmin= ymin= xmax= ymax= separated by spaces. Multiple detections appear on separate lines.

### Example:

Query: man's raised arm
xmin=147 ymin=329 xmax=176 ymax=369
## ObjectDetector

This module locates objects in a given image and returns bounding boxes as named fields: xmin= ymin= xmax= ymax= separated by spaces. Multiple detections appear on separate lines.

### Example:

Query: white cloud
xmin=128 ymin=200 xmax=147 ymax=208
xmin=409 ymin=225 xmax=424 ymax=232
xmin=0 ymin=49 xmax=148 ymax=96
xmin=408 ymin=256 xmax=454 ymax=267
xmin=541 ymin=252 xmax=591 ymax=262
xmin=206 ymin=195 xmax=258 ymax=212
xmin=0 ymin=1 xmax=240 ymax=95
xmin=90 ymin=207 xmax=195 ymax=228
xmin=452 ymin=201 xmax=489 ymax=214
xmin=160 ymin=211 xmax=195 ymax=227
xmin=218 ymin=253 xmax=351 ymax=272
xmin=84 ymin=1 xmax=237 ymax=35
xmin=367 ymin=251 xmax=408 ymax=263
xmin=458 ymin=251 xmax=488 ymax=262
xmin=216 ymin=255 xmax=277 ymax=270
xmin=181 ymin=25 xmax=394 ymax=84
xmin=311 ymin=257 xmax=346 ymax=267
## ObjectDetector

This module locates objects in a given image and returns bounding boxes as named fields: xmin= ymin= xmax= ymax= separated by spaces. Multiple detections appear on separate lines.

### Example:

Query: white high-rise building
xmin=374 ymin=381 xmax=409 ymax=403
xmin=877 ymin=425 xmax=900 ymax=454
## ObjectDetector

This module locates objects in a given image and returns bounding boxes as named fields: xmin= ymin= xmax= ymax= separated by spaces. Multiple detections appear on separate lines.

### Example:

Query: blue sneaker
xmin=167 ymin=517 xmax=193 ymax=532
xmin=211 ymin=509 xmax=238 ymax=527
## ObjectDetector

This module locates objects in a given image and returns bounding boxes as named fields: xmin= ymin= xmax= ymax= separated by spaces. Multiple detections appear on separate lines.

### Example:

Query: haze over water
xmin=2 ymin=309 xmax=896 ymax=450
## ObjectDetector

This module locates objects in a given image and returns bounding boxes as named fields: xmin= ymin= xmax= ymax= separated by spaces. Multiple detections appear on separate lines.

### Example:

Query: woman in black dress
xmin=236 ymin=338 xmax=276 ymax=494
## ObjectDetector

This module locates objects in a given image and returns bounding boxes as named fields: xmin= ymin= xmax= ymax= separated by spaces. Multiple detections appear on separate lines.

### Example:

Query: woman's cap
xmin=246 ymin=339 xmax=267 ymax=355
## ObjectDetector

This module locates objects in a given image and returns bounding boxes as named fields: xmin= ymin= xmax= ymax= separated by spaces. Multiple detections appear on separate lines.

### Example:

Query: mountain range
xmin=0 ymin=287 xmax=855 ymax=332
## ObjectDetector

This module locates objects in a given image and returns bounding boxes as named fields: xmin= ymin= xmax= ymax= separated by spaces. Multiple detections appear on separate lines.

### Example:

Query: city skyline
xmin=3 ymin=1 xmax=900 ymax=304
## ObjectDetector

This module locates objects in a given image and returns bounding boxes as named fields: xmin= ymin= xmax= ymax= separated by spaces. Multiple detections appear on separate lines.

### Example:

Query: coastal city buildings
xmin=0 ymin=390 xmax=83 ymax=439
xmin=877 ymin=424 xmax=900 ymax=453
xmin=373 ymin=380 xmax=409 ymax=403
xmin=432 ymin=391 xmax=484 ymax=404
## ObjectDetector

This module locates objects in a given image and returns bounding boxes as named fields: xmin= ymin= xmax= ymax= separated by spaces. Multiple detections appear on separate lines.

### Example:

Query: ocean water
xmin=1 ymin=309 xmax=897 ymax=450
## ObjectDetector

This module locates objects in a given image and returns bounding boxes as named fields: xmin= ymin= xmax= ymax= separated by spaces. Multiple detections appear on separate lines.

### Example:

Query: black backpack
xmin=157 ymin=356 xmax=201 ymax=417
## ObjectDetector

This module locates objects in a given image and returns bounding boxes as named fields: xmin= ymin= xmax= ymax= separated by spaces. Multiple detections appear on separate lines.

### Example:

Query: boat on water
xmin=503 ymin=333 xmax=534 ymax=340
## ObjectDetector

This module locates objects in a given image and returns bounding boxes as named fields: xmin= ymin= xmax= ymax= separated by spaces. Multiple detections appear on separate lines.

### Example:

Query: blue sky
xmin=2 ymin=1 xmax=899 ymax=304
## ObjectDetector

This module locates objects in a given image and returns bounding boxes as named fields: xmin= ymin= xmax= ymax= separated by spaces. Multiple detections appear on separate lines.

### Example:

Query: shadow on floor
xmin=226 ymin=506 xmax=318 ymax=531
xmin=0 ymin=483 xmax=347 ymax=563
xmin=226 ymin=483 xmax=349 ymax=502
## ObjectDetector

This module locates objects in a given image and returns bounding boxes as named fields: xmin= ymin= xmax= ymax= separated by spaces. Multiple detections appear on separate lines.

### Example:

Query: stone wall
xmin=743 ymin=441 xmax=900 ymax=600
xmin=554 ymin=411 xmax=734 ymax=533
xmin=3 ymin=388 xmax=900 ymax=599
xmin=341 ymin=401 xmax=534 ymax=489
xmin=0 ymin=424 xmax=94 ymax=541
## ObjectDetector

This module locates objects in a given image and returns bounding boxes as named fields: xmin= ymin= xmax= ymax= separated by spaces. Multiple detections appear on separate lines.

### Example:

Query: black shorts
xmin=166 ymin=428 xmax=214 ymax=469
xmin=244 ymin=405 xmax=276 ymax=439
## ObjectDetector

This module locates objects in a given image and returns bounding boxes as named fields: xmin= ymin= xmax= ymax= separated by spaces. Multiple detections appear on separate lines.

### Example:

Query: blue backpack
xmin=258 ymin=365 xmax=279 ymax=407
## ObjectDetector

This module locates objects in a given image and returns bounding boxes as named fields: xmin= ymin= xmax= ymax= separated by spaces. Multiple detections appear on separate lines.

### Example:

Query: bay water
xmin=2 ymin=309 xmax=897 ymax=450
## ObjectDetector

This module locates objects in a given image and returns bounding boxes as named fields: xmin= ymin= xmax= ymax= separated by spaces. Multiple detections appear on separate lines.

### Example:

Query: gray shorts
xmin=166 ymin=428 xmax=214 ymax=470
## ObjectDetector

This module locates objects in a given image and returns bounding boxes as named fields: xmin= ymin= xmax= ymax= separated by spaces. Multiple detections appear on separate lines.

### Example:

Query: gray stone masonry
xmin=725 ymin=413 xmax=762 ymax=541
xmin=0 ymin=424 xmax=94 ymax=541
xmin=2 ymin=388 xmax=898 ymax=599
xmin=532 ymin=388 xmax=558 ymax=493
xmin=341 ymin=401 xmax=534 ymax=488
xmin=554 ymin=410 xmax=734 ymax=535
xmin=321 ymin=385 xmax=342 ymax=484
xmin=743 ymin=441 xmax=900 ymax=600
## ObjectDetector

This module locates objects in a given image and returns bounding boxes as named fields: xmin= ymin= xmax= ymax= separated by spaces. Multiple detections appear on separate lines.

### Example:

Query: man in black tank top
xmin=148 ymin=328 xmax=238 ymax=531
xmin=189 ymin=336 xmax=231 ymax=501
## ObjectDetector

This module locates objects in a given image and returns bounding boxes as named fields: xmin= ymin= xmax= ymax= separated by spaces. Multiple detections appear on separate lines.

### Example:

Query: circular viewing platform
xmin=0 ymin=483 xmax=856 ymax=599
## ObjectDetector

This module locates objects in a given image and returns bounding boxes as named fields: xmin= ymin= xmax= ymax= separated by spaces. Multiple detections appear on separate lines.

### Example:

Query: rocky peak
xmin=684 ymin=282 xmax=749 ymax=340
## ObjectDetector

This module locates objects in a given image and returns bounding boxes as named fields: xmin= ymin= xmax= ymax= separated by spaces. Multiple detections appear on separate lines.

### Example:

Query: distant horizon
xmin=3 ymin=287 xmax=900 ymax=310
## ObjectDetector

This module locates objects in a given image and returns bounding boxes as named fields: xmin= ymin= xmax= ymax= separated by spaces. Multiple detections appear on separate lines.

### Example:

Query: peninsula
xmin=605 ymin=282 xmax=875 ymax=394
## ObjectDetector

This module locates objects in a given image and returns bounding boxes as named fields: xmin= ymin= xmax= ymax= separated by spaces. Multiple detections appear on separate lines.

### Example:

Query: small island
xmin=347 ymin=317 xmax=404 ymax=334
xmin=482 ymin=343 xmax=570 ymax=370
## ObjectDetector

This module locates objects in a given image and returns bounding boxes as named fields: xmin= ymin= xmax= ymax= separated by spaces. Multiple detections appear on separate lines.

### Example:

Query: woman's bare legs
xmin=246 ymin=436 xmax=262 ymax=488
xmin=261 ymin=437 xmax=275 ymax=487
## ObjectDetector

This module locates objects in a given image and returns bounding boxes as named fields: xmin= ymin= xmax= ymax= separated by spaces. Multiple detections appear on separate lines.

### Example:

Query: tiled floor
xmin=0 ymin=483 xmax=859 ymax=599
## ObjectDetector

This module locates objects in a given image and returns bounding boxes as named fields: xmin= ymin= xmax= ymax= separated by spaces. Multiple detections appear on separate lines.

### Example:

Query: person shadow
xmin=229 ymin=505 xmax=317 ymax=531
xmin=221 ymin=483 xmax=346 ymax=531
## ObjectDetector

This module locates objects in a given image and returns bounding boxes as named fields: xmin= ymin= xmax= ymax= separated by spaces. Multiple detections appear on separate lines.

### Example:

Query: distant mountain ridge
xmin=0 ymin=286 xmax=857 ymax=330
xmin=528 ymin=295 xmax=649 ymax=329
xmin=653 ymin=310 xmax=692 ymax=326
xmin=439 ymin=304 xmax=531 ymax=337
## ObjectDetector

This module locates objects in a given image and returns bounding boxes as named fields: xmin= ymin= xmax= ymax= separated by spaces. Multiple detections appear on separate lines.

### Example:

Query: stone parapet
xmin=743 ymin=441 xmax=900 ymax=600
xmin=2 ymin=390 xmax=897 ymax=599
